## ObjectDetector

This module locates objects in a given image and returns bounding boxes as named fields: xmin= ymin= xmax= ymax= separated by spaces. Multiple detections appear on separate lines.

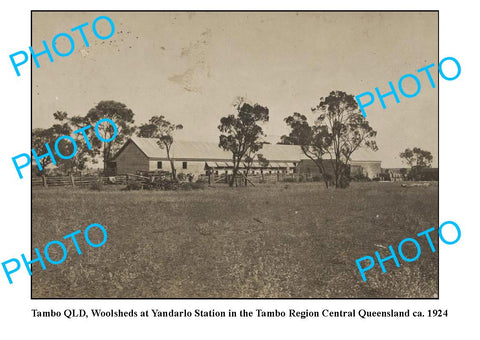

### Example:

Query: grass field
xmin=32 ymin=182 xmax=438 ymax=298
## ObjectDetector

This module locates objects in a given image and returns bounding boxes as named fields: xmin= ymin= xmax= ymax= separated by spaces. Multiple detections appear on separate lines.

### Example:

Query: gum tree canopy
xmin=400 ymin=147 xmax=433 ymax=168
xmin=85 ymin=100 xmax=135 ymax=171
xmin=400 ymin=147 xmax=433 ymax=180
xmin=137 ymin=115 xmax=183 ymax=180
xmin=283 ymin=91 xmax=378 ymax=188
xmin=218 ymin=97 xmax=269 ymax=187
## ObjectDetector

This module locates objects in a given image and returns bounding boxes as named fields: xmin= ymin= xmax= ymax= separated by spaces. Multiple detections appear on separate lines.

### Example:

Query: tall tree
xmin=32 ymin=127 xmax=67 ymax=174
xmin=399 ymin=147 xmax=433 ymax=168
xmin=400 ymin=147 xmax=433 ymax=181
xmin=53 ymin=111 xmax=100 ymax=173
xmin=137 ymin=115 xmax=183 ymax=180
xmin=282 ymin=112 xmax=331 ymax=187
xmin=85 ymin=101 xmax=135 ymax=171
xmin=313 ymin=91 xmax=378 ymax=187
xmin=218 ymin=97 xmax=269 ymax=187
xmin=32 ymin=111 xmax=101 ymax=175
xmin=284 ymin=91 xmax=378 ymax=188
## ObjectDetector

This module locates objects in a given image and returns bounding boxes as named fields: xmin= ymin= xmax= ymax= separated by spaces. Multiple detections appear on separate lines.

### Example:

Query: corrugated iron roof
xmin=124 ymin=137 xmax=379 ymax=162
xmin=130 ymin=138 xmax=228 ymax=160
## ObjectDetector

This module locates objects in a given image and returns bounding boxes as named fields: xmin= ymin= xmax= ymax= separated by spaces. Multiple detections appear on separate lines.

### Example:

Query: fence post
xmin=70 ymin=174 xmax=75 ymax=187
xmin=42 ymin=174 xmax=48 ymax=188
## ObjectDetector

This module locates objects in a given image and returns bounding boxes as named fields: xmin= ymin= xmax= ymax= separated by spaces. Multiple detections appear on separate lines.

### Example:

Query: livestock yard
xmin=32 ymin=182 xmax=438 ymax=298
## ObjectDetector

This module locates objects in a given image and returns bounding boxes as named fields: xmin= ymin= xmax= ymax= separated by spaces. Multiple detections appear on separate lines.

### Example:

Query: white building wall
xmin=148 ymin=159 xmax=207 ymax=176
xmin=350 ymin=161 xmax=382 ymax=179
xmin=147 ymin=159 xmax=298 ymax=177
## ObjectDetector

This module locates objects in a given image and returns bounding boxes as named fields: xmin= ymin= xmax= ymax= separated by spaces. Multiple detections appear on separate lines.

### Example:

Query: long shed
xmin=112 ymin=137 xmax=382 ymax=178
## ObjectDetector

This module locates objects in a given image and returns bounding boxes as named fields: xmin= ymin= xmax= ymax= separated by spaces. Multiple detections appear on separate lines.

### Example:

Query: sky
xmin=32 ymin=11 xmax=438 ymax=168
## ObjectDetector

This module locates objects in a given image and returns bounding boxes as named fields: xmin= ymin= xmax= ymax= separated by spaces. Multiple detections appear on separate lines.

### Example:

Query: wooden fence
xmin=207 ymin=172 xmax=310 ymax=186
xmin=32 ymin=175 xmax=128 ymax=188
xmin=32 ymin=172 xmax=314 ymax=188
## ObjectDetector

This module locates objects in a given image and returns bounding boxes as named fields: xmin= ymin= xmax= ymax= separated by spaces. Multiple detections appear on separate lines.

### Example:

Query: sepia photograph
xmin=31 ymin=11 xmax=439 ymax=298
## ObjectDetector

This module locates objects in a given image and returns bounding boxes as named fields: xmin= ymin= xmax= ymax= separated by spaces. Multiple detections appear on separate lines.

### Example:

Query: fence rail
xmin=32 ymin=175 xmax=128 ymax=187
xmin=32 ymin=172 xmax=314 ymax=188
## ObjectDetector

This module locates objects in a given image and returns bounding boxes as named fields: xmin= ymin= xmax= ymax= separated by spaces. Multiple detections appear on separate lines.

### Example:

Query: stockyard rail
xmin=33 ymin=172 xmax=321 ymax=188
xmin=32 ymin=175 xmax=127 ymax=187
xmin=211 ymin=171 xmax=305 ymax=185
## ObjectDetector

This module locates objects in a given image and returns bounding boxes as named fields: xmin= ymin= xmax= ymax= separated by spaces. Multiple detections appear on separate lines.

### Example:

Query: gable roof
xmin=113 ymin=137 xmax=380 ymax=162
xmin=130 ymin=138 xmax=230 ymax=160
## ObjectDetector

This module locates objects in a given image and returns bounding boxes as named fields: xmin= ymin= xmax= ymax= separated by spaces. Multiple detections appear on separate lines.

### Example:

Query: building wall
xmin=350 ymin=161 xmax=382 ymax=179
xmin=350 ymin=165 xmax=363 ymax=176
xmin=298 ymin=160 xmax=382 ymax=179
xmin=149 ymin=159 xmax=207 ymax=176
xmin=384 ymin=168 xmax=407 ymax=181
xmin=297 ymin=160 xmax=335 ymax=177
xmin=115 ymin=142 xmax=149 ymax=174
xmin=148 ymin=160 xmax=293 ymax=177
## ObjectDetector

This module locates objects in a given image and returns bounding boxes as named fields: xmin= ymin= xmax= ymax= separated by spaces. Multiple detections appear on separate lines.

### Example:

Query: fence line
xmin=32 ymin=172 xmax=308 ymax=188
xmin=32 ymin=175 xmax=127 ymax=187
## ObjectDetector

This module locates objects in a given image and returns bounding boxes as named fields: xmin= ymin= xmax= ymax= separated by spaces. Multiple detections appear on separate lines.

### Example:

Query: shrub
xmin=196 ymin=176 xmax=209 ymax=184
xmin=177 ymin=173 xmax=187 ymax=181
xmin=162 ymin=180 xmax=179 ymax=191
xmin=312 ymin=175 xmax=322 ymax=182
xmin=147 ymin=177 xmax=179 ymax=190
xmin=338 ymin=174 xmax=350 ymax=188
xmin=283 ymin=177 xmax=296 ymax=183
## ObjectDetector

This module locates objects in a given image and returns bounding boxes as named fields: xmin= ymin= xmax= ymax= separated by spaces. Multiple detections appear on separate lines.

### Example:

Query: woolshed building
xmin=112 ymin=137 xmax=381 ymax=179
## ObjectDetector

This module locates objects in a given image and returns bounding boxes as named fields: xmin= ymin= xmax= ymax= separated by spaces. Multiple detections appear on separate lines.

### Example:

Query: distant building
xmin=111 ymin=137 xmax=381 ymax=178
xmin=298 ymin=154 xmax=381 ymax=179
xmin=414 ymin=167 xmax=439 ymax=181
xmin=383 ymin=168 xmax=408 ymax=181
xmin=382 ymin=167 xmax=438 ymax=181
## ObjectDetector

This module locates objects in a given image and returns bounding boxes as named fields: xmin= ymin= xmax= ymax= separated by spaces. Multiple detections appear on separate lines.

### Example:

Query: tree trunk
xmin=170 ymin=159 xmax=176 ymax=180
xmin=300 ymin=147 xmax=329 ymax=189
xmin=312 ymin=160 xmax=329 ymax=188
xmin=42 ymin=174 xmax=48 ymax=188
xmin=166 ymin=145 xmax=176 ymax=180
xmin=103 ymin=142 xmax=108 ymax=173
xmin=229 ymin=167 xmax=238 ymax=187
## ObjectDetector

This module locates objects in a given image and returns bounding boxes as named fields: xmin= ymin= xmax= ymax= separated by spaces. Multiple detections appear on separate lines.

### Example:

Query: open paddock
xmin=32 ymin=181 xmax=438 ymax=298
